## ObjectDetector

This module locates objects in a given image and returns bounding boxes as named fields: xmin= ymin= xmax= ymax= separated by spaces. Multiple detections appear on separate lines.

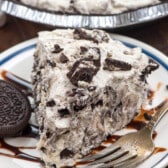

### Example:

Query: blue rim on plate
xmin=0 ymin=40 xmax=168 ymax=168
xmin=0 ymin=42 xmax=168 ymax=70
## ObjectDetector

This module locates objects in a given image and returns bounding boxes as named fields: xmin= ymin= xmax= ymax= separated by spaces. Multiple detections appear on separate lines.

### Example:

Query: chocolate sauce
xmin=0 ymin=70 xmax=32 ymax=97
xmin=91 ymin=145 xmax=106 ymax=154
xmin=147 ymin=89 xmax=155 ymax=100
xmin=0 ymin=124 xmax=40 ymax=162
xmin=0 ymin=138 xmax=41 ymax=162
xmin=152 ymin=131 xmax=157 ymax=140
xmin=127 ymin=120 xmax=146 ymax=130
xmin=105 ymin=135 xmax=121 ymax=144
xmin=154 ymin=147 xmax=167 ymax=154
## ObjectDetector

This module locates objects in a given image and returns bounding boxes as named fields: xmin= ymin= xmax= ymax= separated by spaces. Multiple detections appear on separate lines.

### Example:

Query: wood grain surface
xmin=0 ymin=15 xmax=168 ymax=57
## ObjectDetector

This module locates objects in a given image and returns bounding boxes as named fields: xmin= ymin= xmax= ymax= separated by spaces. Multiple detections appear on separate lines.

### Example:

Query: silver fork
xmin=79 ymin=100 xmax=168 ymax=168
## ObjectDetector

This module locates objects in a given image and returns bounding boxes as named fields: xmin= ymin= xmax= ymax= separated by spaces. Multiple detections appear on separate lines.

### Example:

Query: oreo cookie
xmin=67 ymin=59 xmax=98 ymax=86
xmin=103 ymin=58 xmax=132 ymax=71
xmin=0 ymin=80 xmax=31 ymax=137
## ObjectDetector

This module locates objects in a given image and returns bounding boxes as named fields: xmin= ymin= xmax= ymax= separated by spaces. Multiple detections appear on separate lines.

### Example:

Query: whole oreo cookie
xmin=0 ymin=80 xmax=31 ymax=137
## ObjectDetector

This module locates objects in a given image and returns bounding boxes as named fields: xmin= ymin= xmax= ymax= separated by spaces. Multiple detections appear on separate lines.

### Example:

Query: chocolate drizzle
xmin=0 ymin=124 xmax=40 ymax=163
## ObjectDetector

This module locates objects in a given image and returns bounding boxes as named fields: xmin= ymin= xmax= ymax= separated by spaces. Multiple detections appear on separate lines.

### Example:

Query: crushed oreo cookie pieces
xmin=140 ymin=59 xmax=159 ymax=81
xmin=74 ymin=28 xmax=99 ymax=43
xmin=166 ymin=85 xmax=168 ymax=90
xmin=81 ymin=47 xmax=101 ymax=68
xmin=60 ymin=53 xmax=69 ymax=63
xmin=69 ymin=89 xmax=89 ymax=112
xmin=103 ymin=58 xmax=132 ymax=71
xmin=46 ymin=100 xmax=56 ymax=107
xmin=93 ymin=29 xmax=110 ymax=43
xmin=73 ymin=104 xmax=86 ymax=112
xmin=46 ymin=130 xmax=52 ymax=138
xmin=91 ymin=99 xmax=104 ymax=110
xmin=52 ymin=44 xmax=63 ymax=53
xmin=67 ymin=59 xmax=99 ymax=86
xmin=50 ymin=164 xmax=57 ymax=168
xmin=88 ymin=86 xmax=96 ymax=91
xmin=74 ymin=28 xmax=109 ymax=43
xmin=47 ymin=60 xmax=56 ymax=67
xmin=80 ymin=46 xmax=88 ymax=54
xmin=58 ymin=108 xmax=70 ymax=117
xmin=40 ymin=147 xmax=47 ymax=153
xmin=60 ymin=148 xmax=74 ymax=159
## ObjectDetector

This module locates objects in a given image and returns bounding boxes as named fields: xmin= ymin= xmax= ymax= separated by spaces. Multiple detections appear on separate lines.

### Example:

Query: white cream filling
xmin=20 ymin=0 xmax=160 ymax=14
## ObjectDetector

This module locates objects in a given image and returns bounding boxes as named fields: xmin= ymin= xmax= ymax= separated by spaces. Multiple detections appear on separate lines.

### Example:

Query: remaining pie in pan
xmin=32 ymin=28 xmax=158 ymax=168
xmin=16 ymin=0 xmax=160 ymax=14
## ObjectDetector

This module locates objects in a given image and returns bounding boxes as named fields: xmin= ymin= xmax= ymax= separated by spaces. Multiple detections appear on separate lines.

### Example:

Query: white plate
xmin=0 ymin=34 xmax=168 ymax=168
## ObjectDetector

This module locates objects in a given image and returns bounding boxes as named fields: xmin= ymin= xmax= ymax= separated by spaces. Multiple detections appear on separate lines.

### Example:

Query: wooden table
xmin=1 ymin=14 xmax=168 ymax=57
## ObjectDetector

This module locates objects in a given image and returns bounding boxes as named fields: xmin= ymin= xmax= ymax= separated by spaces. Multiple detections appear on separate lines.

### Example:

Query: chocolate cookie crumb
xmin=80 ymin=46 xmax=88 ymax=54
xmin=40 ymin=147 xmax=47 ymax=153
xmin=103 ymin=58 xmax=132 ymax=71
xmin=60 ymin=148 xmax=74 ymax=159
xmin=58 ymin=108 xmax=70 ymax=117
xmin=46 ymin=100 xmax=56 ymax=107
xmin=140 ymin=59 xmax=159 ymax=81
xmin=52 ymin=44 xmax=63 ymax=53
xmin=47 ymin=60 xmax=56 ymax=67
xmin=46 ymin=130 xmax=52 ymax=138
xmin=67 ymin=59 xmax=98 ymax=86
xmin=74 ymin=28 xmax=98 ymax=43
xmin=73 ymin=104 xmax=86 ymax=112
xmin=60 ymin=53 xmax=69 ymax=63
xmin=51 ymin=164 xmax=57 ymax=168
xmin=166 ymin=85 xmax=168 ymax=90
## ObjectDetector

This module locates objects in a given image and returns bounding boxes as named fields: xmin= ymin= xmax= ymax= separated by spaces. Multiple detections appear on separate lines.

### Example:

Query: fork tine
xmin=93 ymin=153 xmax=136 ymax=168
xmin=105 ymin=152 xmax=137 ymax=167
xmin=113 ymin=156 xmax=143 ymax=168
xmin=87 ymin=149 xmax=128 ymax=166
xmin=80 ymin=144 xmax=120 ymax=162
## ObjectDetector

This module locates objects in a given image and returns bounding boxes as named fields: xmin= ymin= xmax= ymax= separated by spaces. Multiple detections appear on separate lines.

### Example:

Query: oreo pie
xmin=17 ymin=0 xmax=160 ymax=15
xmin=32 ymin=28 xmax=158 ymax=168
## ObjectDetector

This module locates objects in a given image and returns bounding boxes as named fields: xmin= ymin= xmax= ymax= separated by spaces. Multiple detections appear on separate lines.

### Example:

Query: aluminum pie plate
xmin=0 ymin=0 xmax=168 ymax=29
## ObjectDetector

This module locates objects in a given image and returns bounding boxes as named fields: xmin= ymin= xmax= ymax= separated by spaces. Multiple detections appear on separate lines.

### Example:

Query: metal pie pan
xmin=0 ymin=0 xmax=168 ymax=29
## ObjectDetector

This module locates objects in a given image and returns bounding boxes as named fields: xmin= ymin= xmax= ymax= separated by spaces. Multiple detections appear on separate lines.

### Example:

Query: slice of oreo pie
xmin=32 ymin=28 xmax=159 ymax=168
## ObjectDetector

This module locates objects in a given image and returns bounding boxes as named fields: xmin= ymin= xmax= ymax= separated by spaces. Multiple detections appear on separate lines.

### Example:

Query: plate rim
xmin=1 ymin=0 xmax=168 ymax=29
xmin=0 ymin=34 xmax=168 ymax=168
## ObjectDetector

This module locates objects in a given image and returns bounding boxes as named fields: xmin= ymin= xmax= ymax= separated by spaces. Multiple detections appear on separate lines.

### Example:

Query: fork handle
xmin=145 ymin=100 xmax=168 ymax=132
